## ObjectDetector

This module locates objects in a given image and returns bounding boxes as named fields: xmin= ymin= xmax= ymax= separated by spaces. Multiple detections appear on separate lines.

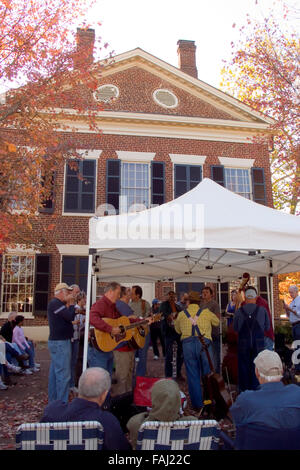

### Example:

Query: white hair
xmin=289 ymin=285 xmax=299 ymax=293
xmin=78 ymin=367 xmax=111 ymax=398
xmin=257 ymin=371 xmax=283 ymax=382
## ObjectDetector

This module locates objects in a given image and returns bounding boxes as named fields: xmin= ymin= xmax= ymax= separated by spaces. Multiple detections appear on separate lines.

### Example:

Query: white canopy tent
xmin=83 ymin=178 xmax=300 ymax=370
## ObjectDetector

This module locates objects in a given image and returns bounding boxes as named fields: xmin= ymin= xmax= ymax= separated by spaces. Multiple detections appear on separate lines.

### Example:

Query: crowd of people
xmin=0 ymin=313 xmax=40 ymax=390
xmin=1 ymin=279 xmax=300 ymax=449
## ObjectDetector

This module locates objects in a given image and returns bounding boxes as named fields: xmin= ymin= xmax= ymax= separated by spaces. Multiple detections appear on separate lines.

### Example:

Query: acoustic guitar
xmin=95 ymin=314 xmax=161 ymax=352
xmin=128 ymin=313 xmax=162 ymax=350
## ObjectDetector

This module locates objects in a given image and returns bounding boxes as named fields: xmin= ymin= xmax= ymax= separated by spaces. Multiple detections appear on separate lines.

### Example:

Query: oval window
xmin=153 ymin=89 xmax=178 ymax=108
xmin=93 ymin=84 xmax=119 ymax=103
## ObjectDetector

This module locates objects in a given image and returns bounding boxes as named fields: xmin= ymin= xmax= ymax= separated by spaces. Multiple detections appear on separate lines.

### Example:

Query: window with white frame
xmin=120 ymin=162 xmax=150 ymax=213
xmin=1 ymin=255 xmax=35 ymax=315
xmin=224 ymin=168 xmax=251 ymax=199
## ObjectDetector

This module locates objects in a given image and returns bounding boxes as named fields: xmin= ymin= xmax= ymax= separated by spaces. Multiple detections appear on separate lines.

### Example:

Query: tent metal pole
xmin=268 ymin=260 xmax=275 ymax=331
xmin=83 ymin=252 xmax=94 ymax=372
xmin=267 ymin=275 xmax=271 ymax=315
xmin=218 ymin=281 xmax=222 ymax=370
xmin=270 ymin=275 xmax=275 ymax=331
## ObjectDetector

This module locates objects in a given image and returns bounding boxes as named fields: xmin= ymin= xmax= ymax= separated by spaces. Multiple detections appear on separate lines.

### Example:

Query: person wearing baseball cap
xmin=230 ymin=350 xmax=300 ymax=432
xmin=233 ymin=286 xmax=270 ymax=393
xmin=47 ymin=282 xmax=77 ymax=403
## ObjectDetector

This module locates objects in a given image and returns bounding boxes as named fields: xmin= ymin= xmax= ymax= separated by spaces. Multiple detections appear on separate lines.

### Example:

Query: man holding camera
xmin=47 ymin=282 xmax=77 ymax=403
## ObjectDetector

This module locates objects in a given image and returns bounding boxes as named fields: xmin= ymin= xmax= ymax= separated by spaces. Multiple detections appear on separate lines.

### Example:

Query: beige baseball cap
xmin=254 ymin=350 xmax=283 ymax=377
xmin=55 ymin=282 xmax=72 ymax=292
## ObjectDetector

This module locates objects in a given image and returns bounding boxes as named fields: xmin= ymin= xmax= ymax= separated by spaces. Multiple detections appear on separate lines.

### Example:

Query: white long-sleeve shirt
xmin=12 ymin=326 xmax=29 ymax=351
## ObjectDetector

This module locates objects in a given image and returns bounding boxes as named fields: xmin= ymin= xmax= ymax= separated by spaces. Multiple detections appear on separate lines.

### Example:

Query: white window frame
xmin=224 ymin=167 xmax=252 ymax=200
xmin=120 ymin=160 xmax=151 ymax=213
xmin=62 ymin=152 xmax=100 ymax=216
xmin=0 ymin=253 xmax=36 ymax=319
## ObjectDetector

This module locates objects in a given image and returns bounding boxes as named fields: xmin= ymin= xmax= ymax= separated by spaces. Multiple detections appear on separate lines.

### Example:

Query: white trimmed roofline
xmin=49 ymin=108 xmax=271 ymax=131
xmin=97 ymin=47 xmax=275 ymax=126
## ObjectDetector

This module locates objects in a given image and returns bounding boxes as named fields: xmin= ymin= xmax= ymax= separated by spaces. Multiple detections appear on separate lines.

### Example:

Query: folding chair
xmin=136 ymin=419 xmax=220 ymax=450
xmin=16 ymin=421 xmax=104 ymax=450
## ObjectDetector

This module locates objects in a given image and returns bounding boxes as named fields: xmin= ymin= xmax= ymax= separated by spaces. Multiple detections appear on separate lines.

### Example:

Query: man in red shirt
xmin=88 ymin=282 xmax=123 ymax=376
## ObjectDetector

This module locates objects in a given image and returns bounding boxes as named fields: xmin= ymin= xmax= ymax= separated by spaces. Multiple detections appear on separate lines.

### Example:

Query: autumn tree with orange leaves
xmin=0 ymin=0 xmax=109 ymax=249
xmin=221 ymin=1 xmax=300 ymax=215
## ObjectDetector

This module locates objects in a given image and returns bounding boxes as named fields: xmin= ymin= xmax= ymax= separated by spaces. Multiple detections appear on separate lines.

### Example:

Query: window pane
xmin=62 ymin=275 xmax=76 ymax=286
xmin=79 ymin=257 xmax=88 ymax=275
xmin=175 ymin=166 xmax=187 ymax=180
xmin=66 ymin=177 xmax=79 ymax=192
xmin=81 ymin=194 xmax=94 ymax=211
xmin=62 ymin=257 xmax=76 ymax=274
xmin=176 ymin=181 xmax=187 ymax=196
xmin=1 ymin=255 xmax=35 ymax=314
xmin=82 ymin=160 xmax=95 ymax=176
xmin=190 ymin=166 xmax=201 ymax=181
xmin=81 ymin=178 xmax=94 ymax=193
xmin=67 ymin=161 xmax=79 ymax=175
xmin=190 ymin=180 xmax=199 ymax=190
xmin=65 ymin=193 xmax=78 ymax=211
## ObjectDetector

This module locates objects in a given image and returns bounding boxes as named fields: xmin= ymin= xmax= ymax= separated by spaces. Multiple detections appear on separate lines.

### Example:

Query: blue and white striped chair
xmin=136 ymin=420 xmax=220 ymax=450
xmin=16 ymin=421 xmax=104 ymax=450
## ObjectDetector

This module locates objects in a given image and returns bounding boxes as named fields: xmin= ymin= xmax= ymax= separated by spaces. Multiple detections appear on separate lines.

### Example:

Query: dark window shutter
xmin=151 ymin=161 xmax=165 ymax=205
xmin=34 ymin=254 xmax=51 ymax=316
xmin=174 ymin=164 xmax=202 ymax=198
xmin=39 ymin=172 xmax=56 ymax=213
xmin=211 ymin=165 xmax=225 ymax=186
xmin=106 ymin=159 xmax=120 ymax=214
xmin=251 ymin=167 xmax=266 ymax=205
xmin=64 ymin=160 xmax=96 ymax=213
xmin=62 ymin=256 xmax=88 ymax=292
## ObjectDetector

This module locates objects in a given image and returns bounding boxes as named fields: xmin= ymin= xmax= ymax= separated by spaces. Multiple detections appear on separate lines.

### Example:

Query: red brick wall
xmin=25 ymin=132 xmax=273 ymax=320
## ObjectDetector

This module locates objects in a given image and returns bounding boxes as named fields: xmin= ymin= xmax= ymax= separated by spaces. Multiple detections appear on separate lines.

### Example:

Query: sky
xmin=87 ymin=0 xmax=299 ymax=88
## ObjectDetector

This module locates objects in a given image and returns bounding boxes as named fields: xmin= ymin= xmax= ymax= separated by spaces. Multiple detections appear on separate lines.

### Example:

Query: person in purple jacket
xmin=41 ymin=367 xmax=131 ymax=450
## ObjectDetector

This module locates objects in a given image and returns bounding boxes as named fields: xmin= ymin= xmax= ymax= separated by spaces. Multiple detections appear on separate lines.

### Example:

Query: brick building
xmin=1 ymin=30 xmax=280 ymax=333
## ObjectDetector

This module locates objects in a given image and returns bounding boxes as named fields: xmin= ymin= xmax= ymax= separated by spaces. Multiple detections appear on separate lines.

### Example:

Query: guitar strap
xmin=141 ymin=299 xmax=146 ymax=316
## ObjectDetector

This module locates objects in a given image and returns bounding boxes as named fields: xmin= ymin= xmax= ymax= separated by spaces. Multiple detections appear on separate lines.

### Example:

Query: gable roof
xmin=97 ymin=47 xmax=274 ymax=126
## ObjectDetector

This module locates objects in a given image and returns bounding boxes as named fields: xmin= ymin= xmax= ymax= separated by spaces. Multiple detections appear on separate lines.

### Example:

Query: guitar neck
xmin=124 ymin=319 xmax=148 ymax=331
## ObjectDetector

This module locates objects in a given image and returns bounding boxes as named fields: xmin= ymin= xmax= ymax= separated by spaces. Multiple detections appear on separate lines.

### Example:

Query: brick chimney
xmin=177 ymin=40 xmax=198 ymax=79
xmin=75 ymin=28 xmax=95 ymax=66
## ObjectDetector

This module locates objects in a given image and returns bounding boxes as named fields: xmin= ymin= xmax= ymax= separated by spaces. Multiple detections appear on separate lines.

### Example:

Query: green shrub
xmin=274 ymin=321 xmax=293 ymax=344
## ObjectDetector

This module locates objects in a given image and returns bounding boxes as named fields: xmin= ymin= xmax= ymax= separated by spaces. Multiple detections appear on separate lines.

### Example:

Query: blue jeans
xmin=48 ymin=340 xmax=72 ymax=403
xmin=70 ymin=340 xmax=79 ymax=388
xmin=182 ymin=336 xmax=211 ymax=408
xmin=87 ymin=345 xmax=114 ymax=376
xmin=135 ymin=334 xmax=150 ymax=377
xmin=24 ymin=340 xmax=35 ymax=368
